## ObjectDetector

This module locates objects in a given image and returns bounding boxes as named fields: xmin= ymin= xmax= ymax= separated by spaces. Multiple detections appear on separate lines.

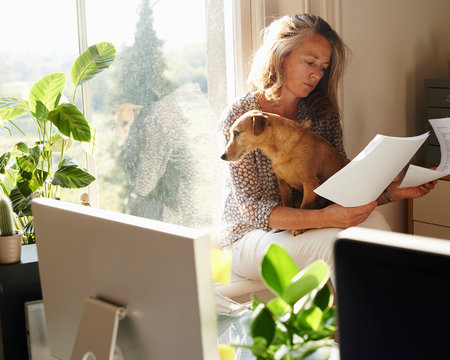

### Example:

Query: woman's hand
xmin=319 ymin=201 xmax=377 ymax=229
xmin=386 ymin=178 xmax=437 ymax=202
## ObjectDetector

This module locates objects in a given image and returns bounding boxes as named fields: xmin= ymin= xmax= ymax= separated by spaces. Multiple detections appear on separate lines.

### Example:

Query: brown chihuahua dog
xmin=221 ymin=110 xmax=346 ymax=213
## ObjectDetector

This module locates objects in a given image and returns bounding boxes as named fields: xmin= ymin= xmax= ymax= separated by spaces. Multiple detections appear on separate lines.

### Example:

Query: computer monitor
xmin=334 ymin=227 xmax=450 ymax=360
xmin=32 ymin=197 xmax=219 ymax=360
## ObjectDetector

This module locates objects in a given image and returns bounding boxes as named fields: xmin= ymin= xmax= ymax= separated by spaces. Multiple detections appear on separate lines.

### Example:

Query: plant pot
xmin=0 ymin=231 xmax=23 ymax=264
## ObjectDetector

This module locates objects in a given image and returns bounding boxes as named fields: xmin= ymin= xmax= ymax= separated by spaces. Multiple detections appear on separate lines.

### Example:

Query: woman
xmin=218 ymin=14 xmax=435 ymax=282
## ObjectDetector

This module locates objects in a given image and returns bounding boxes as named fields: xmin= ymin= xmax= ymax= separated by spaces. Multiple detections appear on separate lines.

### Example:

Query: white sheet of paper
xmin=399 ymin=165 xmax=448 ymax=188
xmin=399 ymin=117 xmax=450 ymax=188
xmin=431 ymin=117 xmax=450 ymax=172
xmin=314 ymin=132 xmax=429 ymax=207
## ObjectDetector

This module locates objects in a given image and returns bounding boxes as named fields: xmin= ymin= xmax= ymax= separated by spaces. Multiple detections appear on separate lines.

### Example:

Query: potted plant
xmin=0 ymin=193 xmax=23 ymax=264
xmin=0 ymin=42 xmax=116 ymax=243
xmin=239 ymin=244 xmax=338 ymax=359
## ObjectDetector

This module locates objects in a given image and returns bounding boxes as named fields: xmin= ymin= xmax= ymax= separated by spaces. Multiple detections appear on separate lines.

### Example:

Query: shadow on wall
xmin=119 ymin=83 xmax=223 ymax=227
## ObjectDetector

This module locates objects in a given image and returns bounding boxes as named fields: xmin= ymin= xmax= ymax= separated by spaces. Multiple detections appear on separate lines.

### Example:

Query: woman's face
xmin=281 ymin=33 xmax=332 ymax=99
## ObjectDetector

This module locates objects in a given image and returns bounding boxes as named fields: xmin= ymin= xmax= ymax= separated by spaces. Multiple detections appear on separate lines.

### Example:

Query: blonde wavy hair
xmin=248 ymin=14 xmax=349 ymax=118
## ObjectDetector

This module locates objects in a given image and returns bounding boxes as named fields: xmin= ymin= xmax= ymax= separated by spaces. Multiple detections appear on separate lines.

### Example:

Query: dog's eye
xmin=233 ymin=130 xmax=239 ymax=138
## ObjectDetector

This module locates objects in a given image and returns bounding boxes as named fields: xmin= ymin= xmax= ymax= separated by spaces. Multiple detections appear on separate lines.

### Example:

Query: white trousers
xmin=228 ymin=210 xmax=391 ymax=283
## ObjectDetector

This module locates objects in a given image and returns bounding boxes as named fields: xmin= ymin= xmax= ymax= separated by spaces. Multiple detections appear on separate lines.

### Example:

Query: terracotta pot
xmin=0 ymin=231 xmax=23 ymax=264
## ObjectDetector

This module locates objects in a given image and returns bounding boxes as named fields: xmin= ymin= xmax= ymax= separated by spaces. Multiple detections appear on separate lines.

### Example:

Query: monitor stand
xmin=71 ymin=297 xmax=126 ymax=360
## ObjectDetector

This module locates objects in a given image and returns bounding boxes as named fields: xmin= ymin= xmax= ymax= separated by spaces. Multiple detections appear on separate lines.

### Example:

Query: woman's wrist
xmin=383 ymin=187 xmax=395 ymax=202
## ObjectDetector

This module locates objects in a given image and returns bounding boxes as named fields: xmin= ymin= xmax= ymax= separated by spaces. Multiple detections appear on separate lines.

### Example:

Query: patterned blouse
xmin=218 ymin=91 xmax=348 ymax=247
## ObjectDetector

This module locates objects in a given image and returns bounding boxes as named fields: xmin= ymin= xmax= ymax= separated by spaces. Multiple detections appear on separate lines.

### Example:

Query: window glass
xmin=86 ymin=0 xmax=226 ymax=228
xmin=0 ymin=1 xmax=84 ymax=202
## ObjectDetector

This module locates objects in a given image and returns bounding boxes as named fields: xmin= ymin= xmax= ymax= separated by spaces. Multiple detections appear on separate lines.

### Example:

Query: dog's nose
xmin=221 ymin=153 xmax=227 ymax=160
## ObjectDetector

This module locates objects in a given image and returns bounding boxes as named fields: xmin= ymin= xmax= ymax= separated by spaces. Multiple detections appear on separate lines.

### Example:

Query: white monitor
xmin=32 ymin=197 xmax=219 ymax=360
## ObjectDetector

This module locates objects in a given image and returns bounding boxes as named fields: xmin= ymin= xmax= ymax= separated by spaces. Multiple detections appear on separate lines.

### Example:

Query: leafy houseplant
xmin=0 ymin=42 xmax=116 ymax=243
xmin=240 ymin=244 xmax=338 ymax=359
xmin=0 ymin=193 xmax=23 ymax=263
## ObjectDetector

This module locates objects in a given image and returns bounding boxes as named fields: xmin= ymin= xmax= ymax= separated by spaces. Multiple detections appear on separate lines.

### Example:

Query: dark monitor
xmin=32 ymin=197 xmax=219 ymax=359
xmin=334 ymin=227 xmax=450 ymax=360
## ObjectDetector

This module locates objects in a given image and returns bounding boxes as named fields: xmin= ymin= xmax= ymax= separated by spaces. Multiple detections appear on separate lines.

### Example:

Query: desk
xmin=0 ymin=244 xmax=42 ymax=360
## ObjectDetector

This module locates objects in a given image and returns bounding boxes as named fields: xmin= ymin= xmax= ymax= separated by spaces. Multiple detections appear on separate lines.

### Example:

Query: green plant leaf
xmin=314 ymin=284 xmax=333 ymax=311
xmin=250 ymin=303 xmax=276 ymax=345
xmin=266 ymin=297 xmax=291 ymax=320
xmin=9 ymin=187 xmax=33 ymax=216
xmin=283 ymin=260 xmax=329 ymax=306
xmin=11 ymin=142 xmax=30 ymax=157
xmin=32 ymin=100 xmax=49 ymax=122
xmin=47 ymin=103 xmax=91 ymax=142
xmin=16 ymin=157 xmax=36 ymax=179
xmin=50 ymin=133 xmax=72 ymax=152
xmin=52 ymin=166 xmax=95 ymax=188
xmin=71 ymin=42 xmax=116 ymax=88
xmin=298 ymin=306 xmax=323 ymax=332
xmin=0 ymin=97 xmax=29 ymax=121
xmin=0 ymin=152 xmax=11 ymax=173
xmin=1 ymin=169 xmax=17 ymax=195
xmin=246 ymin=337 xmax=269 ymax=357
xmin=261 ymin=243 xmax=300 ymax=297
xmin=29 ymin=73 xmax=66 ymax=114
xmin=59 ymin=157 xmax=79 ymax=167
xmin=16 ymin=169 xmax=46 ymax=197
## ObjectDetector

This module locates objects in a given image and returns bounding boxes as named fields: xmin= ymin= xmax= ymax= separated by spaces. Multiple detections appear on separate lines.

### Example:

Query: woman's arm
xmin=376 ymin=179 xmax=437 ymax=206
xmin=268 ymin=201 xmax=378 ymax=230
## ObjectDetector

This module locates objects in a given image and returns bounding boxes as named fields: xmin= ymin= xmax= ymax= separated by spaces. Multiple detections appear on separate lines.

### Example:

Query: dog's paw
xmin=292 ymin=229 xmax=304 ymax=236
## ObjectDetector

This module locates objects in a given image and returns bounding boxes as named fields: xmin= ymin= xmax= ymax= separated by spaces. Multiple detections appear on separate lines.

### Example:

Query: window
xmin=80 ymin=0 xmax=227 ymax=228
xmin=0 ymin=1 xmax=87 ymax=205
xmin=1 ymin=0 xmax=296 ymax=230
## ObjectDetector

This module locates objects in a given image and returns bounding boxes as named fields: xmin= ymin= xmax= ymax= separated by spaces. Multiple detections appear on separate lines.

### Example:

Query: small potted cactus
xmin=0 ymin=194 xmax=23 ymax=264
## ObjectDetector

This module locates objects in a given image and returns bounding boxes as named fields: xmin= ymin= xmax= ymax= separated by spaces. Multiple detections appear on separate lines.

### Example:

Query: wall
xmin=235 ymin=0 xmax=450 ymax=232
xmin=341 ymin=0 xmax=450 ymax=231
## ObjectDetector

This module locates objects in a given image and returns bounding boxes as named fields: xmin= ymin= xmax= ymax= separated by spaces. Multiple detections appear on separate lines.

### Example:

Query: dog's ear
xmin=252 ymin=115 xmax=268 ymax=136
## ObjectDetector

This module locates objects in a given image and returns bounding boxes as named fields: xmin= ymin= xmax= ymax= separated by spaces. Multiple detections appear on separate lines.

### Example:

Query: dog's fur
xmin=221 ymin=110 xmax=346 ymax=214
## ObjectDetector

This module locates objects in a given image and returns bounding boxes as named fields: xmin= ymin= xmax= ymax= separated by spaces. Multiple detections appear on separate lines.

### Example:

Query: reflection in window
xmin=87 ymin=0 xmax=226 ymax=227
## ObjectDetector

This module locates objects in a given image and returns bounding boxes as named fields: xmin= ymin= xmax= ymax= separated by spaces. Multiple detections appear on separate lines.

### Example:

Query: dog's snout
xmin=221 ymin=153 xmax=227 ymax=160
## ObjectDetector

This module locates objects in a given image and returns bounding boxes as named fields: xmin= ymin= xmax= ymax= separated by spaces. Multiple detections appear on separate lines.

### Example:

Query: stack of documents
xmin=314 ymin=117 xmax=450 ymax=207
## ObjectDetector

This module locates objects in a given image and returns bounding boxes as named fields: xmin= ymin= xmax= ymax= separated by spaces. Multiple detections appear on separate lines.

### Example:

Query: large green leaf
xmin=261 ymin=243 xmax=300 ymax=298
xmin=47 ymin=103 xmax=91 ymax=142
xmin=28 ymin=73 xmax=66 ymax=114
xmin=52 ymin=166 xmax=95 ymax=189
xmin=250 ymin=303 xmax=276 ymax=344
xmin=71 ymin=42 xmax=116 ymax=88
xmin=17 ymin=171 xmax=45 ymax=197
xmin=9 ymin=187 xmax=34 ymax=216
xmin=283 ymin=261 xmax=329 ymax=306
xmin=0 ymin=97 xmax=29 ymax=121
xmin=0 ymin=152 xmax=11 ymax=173
xmin=1 ymin=169 xmax=18 ymax=195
